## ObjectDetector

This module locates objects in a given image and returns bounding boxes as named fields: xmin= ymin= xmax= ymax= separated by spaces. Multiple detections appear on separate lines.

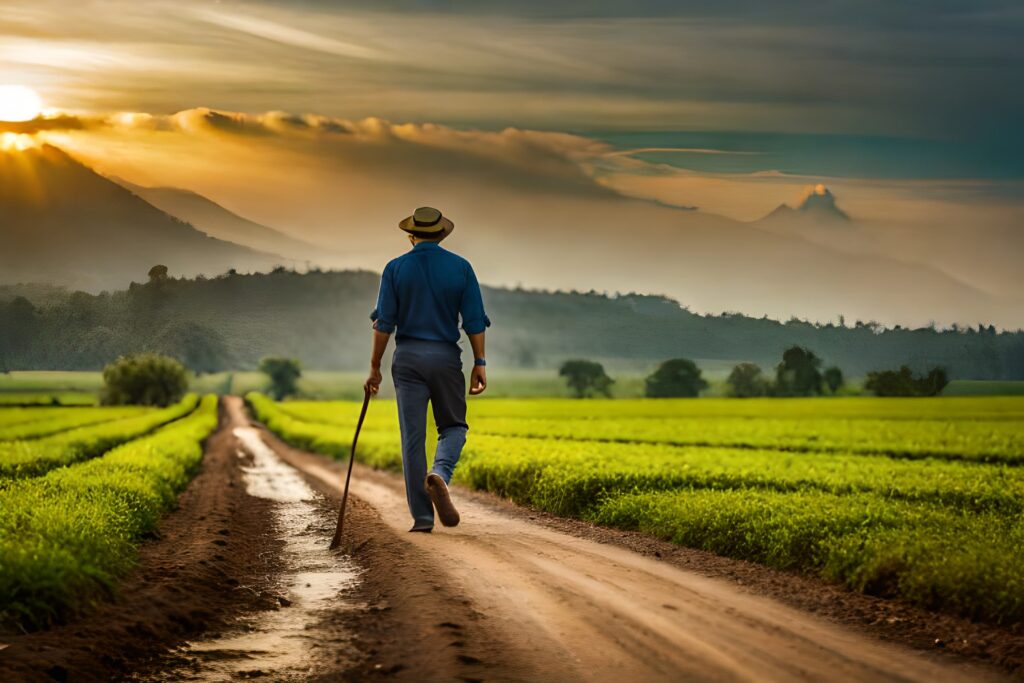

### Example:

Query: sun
xmin=0 ymin=85 xmax=43 ymax=122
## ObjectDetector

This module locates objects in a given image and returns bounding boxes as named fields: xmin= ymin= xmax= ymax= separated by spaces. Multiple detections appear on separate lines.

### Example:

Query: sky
xmin=1 ymin=0 xmax=1022 ymax=327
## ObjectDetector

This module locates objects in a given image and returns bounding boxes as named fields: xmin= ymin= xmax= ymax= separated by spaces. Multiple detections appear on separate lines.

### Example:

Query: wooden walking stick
xmin=330 ymin=386 xmax=372 ymax=550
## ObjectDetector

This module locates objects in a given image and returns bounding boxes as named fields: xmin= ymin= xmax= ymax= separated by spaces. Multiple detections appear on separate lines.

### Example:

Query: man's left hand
xmin=469 ymin=365 xmax=487 ymax=395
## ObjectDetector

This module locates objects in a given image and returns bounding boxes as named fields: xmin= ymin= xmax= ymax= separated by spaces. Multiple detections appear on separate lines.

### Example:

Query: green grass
xmin=0 ymin=371 xmax=104 ymax=392
xmin=248 ymin=393 xmax=1024 ymax=626
xmin=0 ymin=396 xmax=199 ymax=479
xmin=0 ymin=396 xmax=218 ymax=630
xmin=944 ymin=380 xmax=1024 ymax=396
xmin=0 ymin=392 xmax=97 ymax=406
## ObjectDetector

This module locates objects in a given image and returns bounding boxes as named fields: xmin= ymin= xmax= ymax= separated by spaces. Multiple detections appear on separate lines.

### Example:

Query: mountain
xmin=757 ymin=184 xmax=851 ymax=226
xmin=112 ymin=179 xmax=331 ymax=263
xmin=0 ymin=144 xmax=287 ymax=291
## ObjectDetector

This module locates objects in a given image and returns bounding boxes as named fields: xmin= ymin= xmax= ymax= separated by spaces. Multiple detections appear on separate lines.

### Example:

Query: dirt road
xmin=249 ymin=397 xmax=1007 ymax=683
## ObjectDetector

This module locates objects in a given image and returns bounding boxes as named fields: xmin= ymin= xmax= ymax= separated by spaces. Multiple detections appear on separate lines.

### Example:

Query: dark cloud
xmin=7 ymin=0 xmax=1021 ymax=142
xmin=0 ymin=115 xmax=89 ymax=134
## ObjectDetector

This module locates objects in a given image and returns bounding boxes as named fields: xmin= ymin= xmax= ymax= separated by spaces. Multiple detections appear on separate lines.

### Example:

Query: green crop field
xmin=249 ymin=393 xmax=1024 ymax=626
xmin=0 ymin=395 xmax=200 ymax=479
xmin=0 ymin=396 xmax=218 ymax=629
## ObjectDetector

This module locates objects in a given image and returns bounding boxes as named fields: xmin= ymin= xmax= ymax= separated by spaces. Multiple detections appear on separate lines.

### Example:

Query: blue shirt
xmin=370 ymin=241 xmax=491 ymax=345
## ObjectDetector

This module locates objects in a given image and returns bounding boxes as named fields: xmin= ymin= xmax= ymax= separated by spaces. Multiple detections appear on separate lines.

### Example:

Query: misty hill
xmin=0 ymin=145 xmax=287 ymax=291
xmin=113 ymin=179 xmax=329 ymax=263
xmin=1 ymin=271 xmax=1020 ymax=380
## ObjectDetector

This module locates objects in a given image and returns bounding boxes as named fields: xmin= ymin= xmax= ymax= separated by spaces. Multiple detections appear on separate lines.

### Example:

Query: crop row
xmin=277 ymin=396 xmax=1024 ymax=422
xmin=0 ymin=395 xmax=199 ymax=479
xmin=0 ymin=395 xmax=218 ymax=630
xmin=271 ymin=397 xmax=1024 ymax=464
xmin=0 ymin=393 xmax=96 ymax=407
xmin=593 ymin=489 xmax=1023 ymax=625
xmin=0 ymin=406 xmax=107 ymax=429
xmin=253 ymin=397 xmax=1024 ymax=515
xmin=0 ymin=406 xmax=150 ymax=441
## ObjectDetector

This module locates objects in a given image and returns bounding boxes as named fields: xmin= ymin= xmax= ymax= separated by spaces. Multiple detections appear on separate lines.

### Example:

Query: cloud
xmin=189 ymin=8 xmax=386 ymax=61
xmin=5 ymin=1 xmax=1021 ymax=140
xmin=0 ymin=115 xmax=89 ymax=134
xmin=603 ymin=148 xmax=762 ymax=157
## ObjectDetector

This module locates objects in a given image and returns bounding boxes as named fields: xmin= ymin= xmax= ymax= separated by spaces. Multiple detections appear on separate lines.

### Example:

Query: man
xmin=364 ymin=206 xmax=490 ymax=532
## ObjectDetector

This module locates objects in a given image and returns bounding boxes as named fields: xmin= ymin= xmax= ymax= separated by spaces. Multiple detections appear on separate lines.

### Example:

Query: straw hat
xmin=399 ymin=206 xmax=455 ymax=240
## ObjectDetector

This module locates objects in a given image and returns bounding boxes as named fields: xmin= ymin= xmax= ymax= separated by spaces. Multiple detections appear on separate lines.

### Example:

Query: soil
xmin=2 ymin=396 xmax=1021 ymax=682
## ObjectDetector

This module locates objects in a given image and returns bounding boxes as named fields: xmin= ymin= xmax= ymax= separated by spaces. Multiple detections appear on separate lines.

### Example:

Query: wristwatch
xmin=474 ymin=358 xmax=487 ymax=367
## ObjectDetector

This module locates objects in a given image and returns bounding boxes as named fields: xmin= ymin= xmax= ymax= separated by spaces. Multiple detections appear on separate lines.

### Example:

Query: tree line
xmin=1 ymin=266 xmax=1021 ymax=378
xmin=559 ymin=346 xmax=950 ymax=398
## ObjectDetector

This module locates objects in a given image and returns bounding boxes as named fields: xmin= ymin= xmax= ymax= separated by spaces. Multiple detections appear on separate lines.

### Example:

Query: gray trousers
xmin=391 ymin=339 xmax=468 ymax=527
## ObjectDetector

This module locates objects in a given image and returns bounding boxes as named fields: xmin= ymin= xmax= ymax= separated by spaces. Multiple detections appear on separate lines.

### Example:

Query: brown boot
xmin=425 ymin=473 xmax=460 ymax=527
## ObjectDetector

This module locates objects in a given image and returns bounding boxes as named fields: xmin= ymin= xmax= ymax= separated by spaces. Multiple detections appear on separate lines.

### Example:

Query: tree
xmin=645 ymin=358 xmax=708 ymax=398
xmin=151 ymin=321 xmax=231 ymax=374
xmin=101 ymin=353 xmax=188 ymax=406
xmin=774 ymin=346 xmax=823 ymax=396
xmin=727 ymin=362 xmax=769 ymax=397
xmin=823 ymin=366 xmax=844 ymax=394
xmin=864 ymin=365 xmax=949 ymax=396
xmin=148 ymin=264 xmax=169 ymax=283
xmin=559 ymin=359 xmax=614 ymax=398
xmin=260 ymin=356 xmax=302 ymax=399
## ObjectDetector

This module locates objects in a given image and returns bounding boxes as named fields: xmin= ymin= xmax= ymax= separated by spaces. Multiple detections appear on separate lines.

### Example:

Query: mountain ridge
xmin=111 ymin=179 xmax=331 ymax=263
xmin=0 ymin=144 xmax=287 ymax=291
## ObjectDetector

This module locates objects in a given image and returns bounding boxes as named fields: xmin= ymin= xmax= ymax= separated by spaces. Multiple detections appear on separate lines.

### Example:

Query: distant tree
xmin=645 ymin=358 xmax=708 ymax=398
xmin=823 ymin=366 xmax=845 ymax=394
xmin=559 ymin=359 xmax=614 ymax=398
xmin=0 ymin=297 xmax=38 ymax=360
xmin=260 ymin=356 xmax=302 ymax=399
xmin=151 ymin=321 xmax=231 ymax=374
xmin=774 ymin=346 xmax=824 ymax=396
xmin=148 ymin=265 xmax=169 ymax=283
xmin=727 ymin=362 xmax=769 ymax=397
xmin=864 ymin=365 xmax=949 ymax=397
xmin=102 ymin=353 xmax=188 ymax=406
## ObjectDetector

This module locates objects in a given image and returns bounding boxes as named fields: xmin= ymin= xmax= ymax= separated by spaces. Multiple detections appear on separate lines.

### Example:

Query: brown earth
xmin=2 ymin=397 xmax=1022 ymax=682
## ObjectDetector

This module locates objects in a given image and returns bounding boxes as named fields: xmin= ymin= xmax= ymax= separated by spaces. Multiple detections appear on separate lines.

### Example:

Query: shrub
xmin=101 ymin=353 xmax=188 ymax=406
xmin=727 ymin=362 xmax=769 ymax=397
xmin=259 ymin=356 xmax=302 ymax=400
xmin=775 ymin=346 xmax=823 ymax=396
xmin=558 ymin=359 xmax=614 ymax=398
xmin=823 ymin=366 xmax=845 ymax=394
xmin=865 ymin=366 xmax=948 ymax=397
xmin=645 ymin=358 xmax=708 ymax=397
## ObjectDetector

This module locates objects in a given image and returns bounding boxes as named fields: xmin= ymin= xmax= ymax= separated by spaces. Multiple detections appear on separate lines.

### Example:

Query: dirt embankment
xmin=0 ymin=399 xmax=285 ymax=682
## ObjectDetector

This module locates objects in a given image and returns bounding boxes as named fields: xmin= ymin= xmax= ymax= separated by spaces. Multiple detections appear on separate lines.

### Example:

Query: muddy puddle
xmin=140 ymin=427 xmax=360 ymax=681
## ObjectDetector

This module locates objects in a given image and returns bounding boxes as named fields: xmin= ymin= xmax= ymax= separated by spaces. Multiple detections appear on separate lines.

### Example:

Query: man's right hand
xmin=365 ymin=366 xmax=383 ymax=395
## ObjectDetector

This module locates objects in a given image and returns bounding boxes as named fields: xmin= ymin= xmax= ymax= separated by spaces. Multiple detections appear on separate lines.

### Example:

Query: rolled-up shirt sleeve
xmin=460 ymin=263 xmax=491 ymax=334
xmin=370 ymin=262 xmax=398 ymax=333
